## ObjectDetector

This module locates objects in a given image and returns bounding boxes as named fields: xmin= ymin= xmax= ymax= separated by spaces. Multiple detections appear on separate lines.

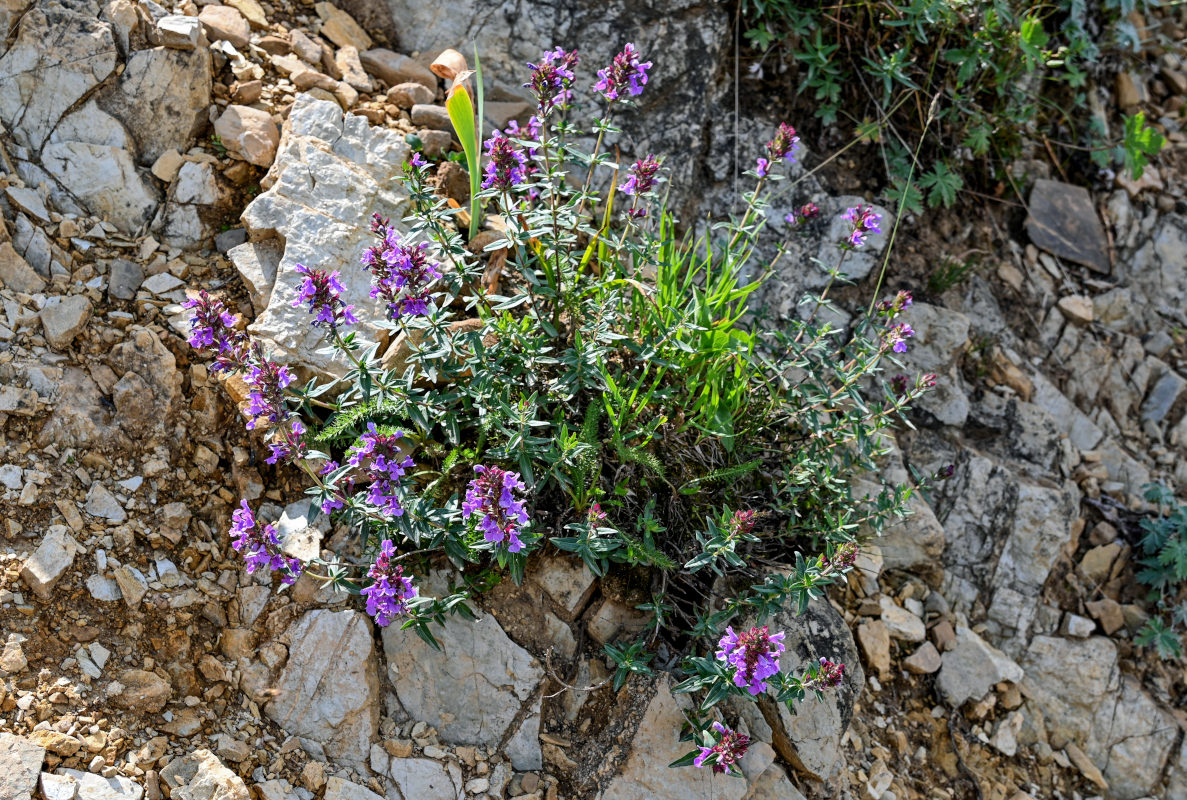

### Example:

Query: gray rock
xmin=86 ymin=574 xmax=122 ymax=603
xmin=936 ymin=625 xmax=1023 ymax=708
xmin=0 ymin=733 xmax=44 ymax=800
xmin=1020 ymin=635 xmax=1117 ymax=745
xmin=1127 ymin=213 xmax=1187 ymax=329
xmin=40 ymin=295 xmax=92 ymax=350
xmin=601 ymin=677 xmax=748 ymax=800
xmin=85 ymin=483 xmax=127 ymax=522
xmin=382 ymin=608 xmax=542 ymax=753
xmin=359 ymin=48 xmax=436 ymax=90
xmin=157 ymin=15 xmax=203 ymax=49
xmin=214 ymin=227 xmax=248 ymax=253
xmin=107 ymin=325 xmax=183 ymax=444
xmin=410 ymin=103 xmax=451 ymax=131
xmin=1026 ymin=179 xmax=1111 ymax=273
xmin=113 ymin=564 xmax=148 ymax=607
xmin=158 ymin=749 xmax=249 ymax=800
xmin=386 ymin=759 xmax=461 ymax=800
xmin=275 ymin=499 xmax=329 ymax=563
xmin=50 ymin=769 xmax=143 ymax=799
xmin=1141 ymin=368 xmax=1185 ymax=423
xmin=108 ymin=259 xmax=145 ymax=301
xmin=1165 ymin=736 xmax=1187 ymax=800
xmin=20 ymin=526 xmax=81 ymax=600
xmin=40 ymin=142 xmax=159 ymax=233
xmin=754 ymin=595 xmax=863 ymax=780
xmin=744 ymin=765 xmax=806 ymax=800
xmin=1089 ymin=677 xmax=1178 ymax=800
xmin=241 ymin=95 xmax=410 ymax=376
xmin=266 ymin=610 xmax=379 ymax=766
xmin=0 ymin=5 xmax=118 ymax=151
xmin=226 ymin=239 xmax=282 ymax=314
xmin=5 ymin=187 xmax=50 ymax=224
xmin=173 ymin=162 xmax=225 ymax=205
xmin=895 ymin=302 xmax=972 ymax=427
xmin=879 ymin=596 xmax=925 ymax=642
xmin=100 ymin=46 xmax=212 ymax=167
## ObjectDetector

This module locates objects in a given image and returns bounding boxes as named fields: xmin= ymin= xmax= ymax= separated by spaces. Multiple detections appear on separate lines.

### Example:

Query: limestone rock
xmin=386 ymin=759 xmax=461 ymax=800
xmin=879 ymin=596 xmax=925 ymax=642
xmin=51 ymin=769 xmax=143 ymax=800
xmin=157 ymin=15 xmax=203 ymax=49
xmin=99 ymin=46 xmax=212 ymax=166
xmin=114 ymin=669 xmax=171 ymax=713
xmin=410 ymin=103 xmax=451 ymax=131
xmin=387 ymin=81 xmax=434 ymax=108
xmin=903 ymin=641 xmax=942 ymax=674
xmin=226 ymin=239 xmax=281 ymax=313
xmin=5 ymin=187 xmax=50 ymax=224
xmin=266 ymin=610 xmax=379 ymax=765
xmin=755 ymin=595 xmax=863 ymax=780
xmin=1020 ymin=635 xmax=1117 ymax=745
xmin=601 ymin=677 xmax=748 ymax=800
xmin=383 ymin=608 xmax=542 ymax=753
xmin=108 ymin=258 xmax=145 ymax=301
xmin=214 ymin=105 xmax=280 ymax=167
xmin=40 ymin=142 xmax=159 ymax=233
xmin=0 ymin=242 xmax=46 ymax=294
xmin=0 ymin=5 xmax=118 ymax=151
xmin=359 ymin=49 xmax=436 ymax=90
xmin=895 ymin=302 xmax=972 ymax=426
xmin=857 ymin=619 xmax=891 ymax=677
xmin=241 ymin=95 xmax=410 ymax=376
xmin=40 ymin=295 xmax=92 ymax=350
xmin=158 ymin=749 xmax=249 ymax=800
xmin=0 ymin=733 xmax=44 ymax=800
xmin=20 ymin=526 xmax=81 ymax=600
xmin=315 ymin=2 xmax=372 ymax=50
xmin=936 ymin=625 xmax=1023 ymax=708
xmin=198 ymin=5 xmax=250 ymax=48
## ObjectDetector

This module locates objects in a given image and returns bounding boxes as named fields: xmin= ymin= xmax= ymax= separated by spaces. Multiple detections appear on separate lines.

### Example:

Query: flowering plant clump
xmin=184 ymin=41 xmax=939 ymax=774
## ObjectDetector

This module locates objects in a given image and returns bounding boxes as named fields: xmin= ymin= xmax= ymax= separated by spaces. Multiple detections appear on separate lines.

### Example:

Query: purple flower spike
xmin=244 ymin=354 xmax=295 ymax=431
xmin=595 ymin=43 xmax=652 ymax=102
xmin=693 ymin=722 xmax=750 ymax=774
xmin=620 ymin=155 xmax=660 ymax=196
xmin=362 ymin=539 xmax=418 ymax=626
xmin=183 ymin=290 xmax=250 ymax=373
xmin=766 ymin=122 xmax=801 ymax=164
xmin=842 ymin=204 xmax=882 ymax=248
xmin=715 ymin=625 xmax=786 ymax=695
xmin=462 ymin=465 xmax=530 ymax=553
xmin=755 ymin=157 xmax=770 ymax=178
xmin=816 ymin=657 xmax=846 ymax=689
xmin=266 ymin=417 xmax=308 ymax=465
xmin=292 ymin=264 xmax=357 ymax=330
xmin=482 ymin=132 xmax=528 ymax=191
xmin=887 ymin=323 xmax=914 ymax=353
xmin=347 ymin=423 xmax=415 ymax=518
xmin=525 ymin=47 xmax=578 ymax=116
xmin=229 ymin=500 xmax=303 ymax=584
xmin=361 ymin=217 xmax=442 ymax=321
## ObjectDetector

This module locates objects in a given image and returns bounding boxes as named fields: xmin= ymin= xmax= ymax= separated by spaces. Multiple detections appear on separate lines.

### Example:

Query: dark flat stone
xmin=1026 ymin=179 xmax=1111 ymax=274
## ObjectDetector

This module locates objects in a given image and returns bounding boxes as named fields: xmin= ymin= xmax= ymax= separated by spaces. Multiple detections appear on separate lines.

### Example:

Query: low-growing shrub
xmin=1134 ymin=483 xmax=1187 ymax=660
xmin=187 ymin=44 xmax=943 ymax=771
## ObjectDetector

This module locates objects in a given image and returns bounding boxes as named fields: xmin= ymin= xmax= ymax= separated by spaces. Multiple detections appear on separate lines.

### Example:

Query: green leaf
xmin=446 ymin=80 xmax=480 ymax=236
xmin=917 ymin=162 xmax=963 ymax=208
xmin=1122 ymin=112 xmax=1165 ymax=180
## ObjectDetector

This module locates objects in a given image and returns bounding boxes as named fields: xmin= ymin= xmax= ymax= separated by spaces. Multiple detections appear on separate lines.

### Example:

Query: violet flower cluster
xmin=244 ymin=354 xmax=295 ymax=431
xmin=525 ymin=47 xmax=578 ymax=116
xmin=727 ymin=509 xmax=757 ymax=538
xmin=693 ymin=722 xmax=750 ymax=774
xmin=784 ymin=202 xmax=820 ymax=228
xmin=347 ymin=423 xmax=415 ymax=518
xmin=183 ymin=291 xmax=249 ymax=373
xmin=595 ymin=43 xmax=652 ymax=101
xmin=482 ymin=132 xmax=528 ymax=190
xmin=229 ymin=500 xmax=302 ymax=584
xmin=716 ymin=625 xmax=786 ymax=695
xmin=361 ymin=538 xmax=418 ymax=626
xmin=462 ymin=465 xmax=530 ymax=552
xmin=292 ymin=264 xmax=358 ymax=330
xmin=842 ymin=204 xmax=882 ymax=248
xmin=621 ymin=155 xmax=660 ymax=197
xmin=361 ymin=215 xmax=442 ymax=319
xmin=266 ymin=417 xmax=308 ymax=465
xmin=886 ymin=323 xmax=915 ymax=354
xmin=824 ymin=541 xmax=859 ymax=571
xmin=814 ymin=657 xmax=846 ymax=689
